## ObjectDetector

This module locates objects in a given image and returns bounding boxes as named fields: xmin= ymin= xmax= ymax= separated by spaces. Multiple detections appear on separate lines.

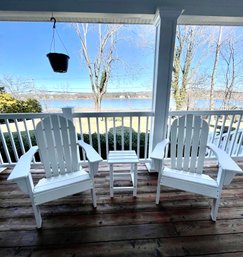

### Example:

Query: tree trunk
xmin=94 ymin=94 xmax=102 ymax=111
xmin=209 ymin=26 xmax=222 ymax=110
xmin=74 ymin=24 xmax=120 ymax=112
xmin=221 ymin=41 xmax=236 ymax=110
xmin=172 ymin=27 xmax=196 ymax=110
xmin=172 ymin=48 xmax=181 ymax=110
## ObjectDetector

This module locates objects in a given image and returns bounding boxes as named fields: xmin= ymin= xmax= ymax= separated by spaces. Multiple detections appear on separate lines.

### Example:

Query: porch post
xmin=149 ymin=8 xmax=182 ymax=171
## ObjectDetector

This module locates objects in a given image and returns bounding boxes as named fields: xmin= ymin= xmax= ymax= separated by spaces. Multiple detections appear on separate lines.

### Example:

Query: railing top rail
xmin=1 ymin=110 xmax=243 ymax=120
xmin=72 ymin=111 xmax=155 ymax=118
xmin=169 ymin=109 xmax=243 ymax=116
xmin=0 ymin=112 xmax=60 ymax=119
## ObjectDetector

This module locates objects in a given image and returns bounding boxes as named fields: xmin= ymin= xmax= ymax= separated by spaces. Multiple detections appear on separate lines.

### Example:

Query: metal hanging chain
xmin=49 ymin=17 xmax=69 ymax=55
xmin=55 ymin=28 xmax=69 ymax=55
xmin=49 ymin=17 xmax=56 ymax=52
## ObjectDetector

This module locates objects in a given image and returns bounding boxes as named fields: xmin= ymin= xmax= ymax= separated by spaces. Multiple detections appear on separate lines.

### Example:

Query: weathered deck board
xmin=1 ymin=161 xmax=243 ymax=256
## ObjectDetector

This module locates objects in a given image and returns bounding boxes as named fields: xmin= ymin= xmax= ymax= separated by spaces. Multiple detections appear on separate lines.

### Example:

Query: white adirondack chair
xmin=7 ymin=115 xmax=102 ymax=228
xmin=151 ymin=114 xmax=242 ymax=221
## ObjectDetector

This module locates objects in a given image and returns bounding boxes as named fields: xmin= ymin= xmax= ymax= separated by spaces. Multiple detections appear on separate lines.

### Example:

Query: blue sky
xmin=0 ymin=22 xmax=242 ymax=95
xmin=0 ymin=21 xmax=155 ymax=93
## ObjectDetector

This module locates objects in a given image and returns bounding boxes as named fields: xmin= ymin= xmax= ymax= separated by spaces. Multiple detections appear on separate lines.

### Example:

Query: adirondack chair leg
xmin=211 ymin=196 xmax=221 ymax=221
xmin=91 ymin=188 xmax=97 ymax=208
xmin=156 ymin=170 xmax=162 ymax=204
xmin=32 ymin=203 xmax=42 ymax=228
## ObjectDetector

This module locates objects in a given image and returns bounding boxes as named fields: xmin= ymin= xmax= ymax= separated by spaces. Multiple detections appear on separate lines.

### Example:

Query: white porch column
xmin=149 ymin=8 xmax=183 ymax=171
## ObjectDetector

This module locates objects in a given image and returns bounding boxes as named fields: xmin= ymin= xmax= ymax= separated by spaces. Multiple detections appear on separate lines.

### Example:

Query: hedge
xmin=0 ymin=128 xmax=150 ymax=163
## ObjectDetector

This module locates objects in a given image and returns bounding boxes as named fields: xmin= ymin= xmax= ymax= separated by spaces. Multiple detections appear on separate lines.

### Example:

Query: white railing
xmin=168 ymin=110 xmax=243 ymax=157
xmin=0 ymin=112 xmax=57 ymax=165
xmin=0 ymin=109 xmax=243 ymax=166
xmin=0 ymin=109 xmax=154 ymax=166
xmin=72 ymin=111 xmax=153 ymax=162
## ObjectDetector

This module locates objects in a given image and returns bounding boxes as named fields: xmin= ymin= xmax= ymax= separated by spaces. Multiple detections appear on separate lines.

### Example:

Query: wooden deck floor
xmin=1 ymin=161 xmax=243 ymax=257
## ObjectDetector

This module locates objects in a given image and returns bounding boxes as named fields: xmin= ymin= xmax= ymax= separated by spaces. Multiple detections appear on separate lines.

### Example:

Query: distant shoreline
xmin=21 ymin=89 xmax=243 ymax=101
xmin=30 ymin=91 xmax=153 ymax=101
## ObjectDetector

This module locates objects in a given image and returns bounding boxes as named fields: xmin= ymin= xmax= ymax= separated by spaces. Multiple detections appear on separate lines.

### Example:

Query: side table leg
xmin=110 ymin=164 xmax=114 ymax=197
xmin=133 ymin=163 xmax=137 ymax=197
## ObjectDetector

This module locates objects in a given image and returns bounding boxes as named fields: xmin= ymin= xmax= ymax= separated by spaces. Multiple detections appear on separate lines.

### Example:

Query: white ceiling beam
xmin=0 ymin=0 xmax=242 ymax=25
xmin=0 ymin=10 xmax=242 ymax=26
xmin=178 ymin=15 xmax=243 ymax=26
xmin=0 ymin=11 xmax=154 ymax=24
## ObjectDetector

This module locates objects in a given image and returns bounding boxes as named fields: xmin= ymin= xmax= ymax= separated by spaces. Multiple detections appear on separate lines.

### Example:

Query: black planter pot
xmin=47 ymin=52 xmax=70 ymax=73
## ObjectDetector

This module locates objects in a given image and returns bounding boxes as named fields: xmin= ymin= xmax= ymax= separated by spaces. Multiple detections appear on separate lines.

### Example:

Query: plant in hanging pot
xmin=47 ymin=17 xmax=70 ymax=73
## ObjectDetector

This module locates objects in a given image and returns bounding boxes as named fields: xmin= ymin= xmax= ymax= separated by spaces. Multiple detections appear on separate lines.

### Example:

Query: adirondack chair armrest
xmin=78 ymin=140 xmax=103 ymax=163
xmin=7 ymin=146 xmax=39 ymax=194
xmin=78 ymin=140 xmax=103 ymax=176
xmin=207 ymin=143 xmax=242 ymax=174
xmin=207 ymin=143 xmax=243 ymax=185
xmin=7 ymin=146 xmax=39 ymax=181
xmin=150 ymin=139 xmax=170 ymax=160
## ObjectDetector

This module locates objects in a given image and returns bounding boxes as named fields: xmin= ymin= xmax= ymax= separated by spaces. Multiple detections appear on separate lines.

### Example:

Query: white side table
xmin=107 ymin=150 xmax=139 ymax=197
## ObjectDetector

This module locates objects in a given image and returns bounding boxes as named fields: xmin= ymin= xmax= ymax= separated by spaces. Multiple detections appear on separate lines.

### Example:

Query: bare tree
xmin=221 ymin=40 xmax=235 ymax=109
xmin=220 ymin=37 xmax=242 ymax=109
xmin=209 ymin=26 xmax=223 ymax=110
xmin=172 ymin=26 xmax=207 ymax=110
xmin=74 ymin=23 xmax=121 ymax=111
xmin=0 ymin=74 xmax=37 ymax=100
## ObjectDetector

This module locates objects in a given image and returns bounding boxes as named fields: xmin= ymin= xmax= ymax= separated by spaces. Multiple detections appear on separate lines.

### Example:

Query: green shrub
xmin=0 ymin=92 xmax=42 ymax=113
xmin=79 ymin=126 xmax=149 ymax=160
xmin=0 ymin=130 xmax=38 ymax=163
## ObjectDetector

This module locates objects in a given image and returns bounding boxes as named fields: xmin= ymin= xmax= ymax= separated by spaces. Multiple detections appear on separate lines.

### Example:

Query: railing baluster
xmin=236 ymin=131 xmax=243 ymax=156
xmin=23 ymin=119 xmax=33 ymax=148
xmin=5 ymin=119 xmax=19 ymax=162
xmin=14 ymin=119 xmax=25 ymax=155
xmin=113 ymin=117 xmax=116 ymax=151
xmin=32 ymin=118 xmax=37 ymax=130
xmin=23 ymin=118 xmax=37 ymax=163
xmin=96 ymin=117 xmax=101 ymax=155
xmin=208 ymin=114 xmax=220 ymax=157
xmin=87 ymin=117 xmax=93 ymax=146
xmin=129 ymin=116 xmax=132 ymax=150
xmin=0 ymin=125 xmax=12 ymax=164
xmin=211 ymin=114 xmax=220 ymax=144
xmin=79 ymin=118 xmax=84 ymax=140
xmin=0 ymin=147 xmax=3 ymax=164
xmin=223 ymin=114 xmax=235 ymax=152
xmin=165 ymin=115 xmax=172 ymax=158
xmin=217 ymin=114 xmax=227 ymax=148
xmin=78 ymin=117 xmax=86 ymax=161
xmin=230 ymin=114 xmax=242 ymax=156
xmin=121 ymin=116 xmax=124 ymax=150
xmin=105 ymin=117 xmax=109 ymax=158
xmin=144 ymin=116 xmax=149 ymax=160
xmin=207 ymin=114 xmax=212 ymax=127
xmin=137 ymin=116 xmax=141 ymax=158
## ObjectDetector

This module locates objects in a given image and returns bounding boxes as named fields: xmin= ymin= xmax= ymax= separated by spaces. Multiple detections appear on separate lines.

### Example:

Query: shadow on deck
xmin=1 ymin=161 xmax=243 ymax=256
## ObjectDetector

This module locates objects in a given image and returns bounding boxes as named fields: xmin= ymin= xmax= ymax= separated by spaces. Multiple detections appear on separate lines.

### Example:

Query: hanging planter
xmin=47 ymin=53 xmax=69 ymax=73
xmin=47 ymin=17 xmax=70 ymax=73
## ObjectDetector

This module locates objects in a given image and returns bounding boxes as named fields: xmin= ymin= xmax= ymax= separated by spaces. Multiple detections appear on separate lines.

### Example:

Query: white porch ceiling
xmin=0 ymin=11 xmax=155 ymax=24
xmin=0 ymin=0 xmax=242 ymax=25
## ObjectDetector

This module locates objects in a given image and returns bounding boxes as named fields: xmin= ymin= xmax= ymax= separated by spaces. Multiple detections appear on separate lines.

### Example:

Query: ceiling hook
xmin=50 ymin=17 xmax=56 ymax=29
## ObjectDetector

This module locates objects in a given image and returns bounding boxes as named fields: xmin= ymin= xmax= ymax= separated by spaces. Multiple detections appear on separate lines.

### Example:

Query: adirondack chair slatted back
xmin=170 ymin=115 xmax=209 ymax=174
xmin=35 ymin=115 xmax=79 ymax=178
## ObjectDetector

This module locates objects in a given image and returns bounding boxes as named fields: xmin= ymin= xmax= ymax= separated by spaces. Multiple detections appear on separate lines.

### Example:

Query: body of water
xmin=40 ymin=98 xmax=153 ymax=111
xmin=40 ymin=98 xmax=243 ymax=111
